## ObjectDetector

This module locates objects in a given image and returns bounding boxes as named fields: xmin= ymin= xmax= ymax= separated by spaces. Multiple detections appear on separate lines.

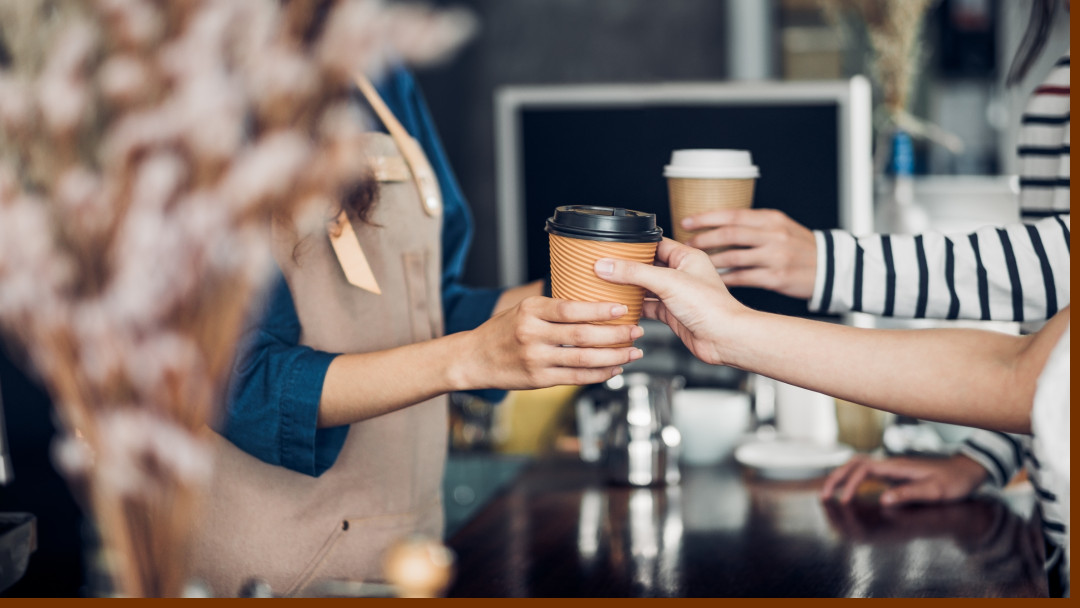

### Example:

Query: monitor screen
xmin=496 ymin=80 xmax=872 ymax=319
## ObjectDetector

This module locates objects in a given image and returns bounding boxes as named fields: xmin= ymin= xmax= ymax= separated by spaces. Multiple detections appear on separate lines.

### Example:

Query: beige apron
xmin=191 ymin=87 xmax=447 ymax=597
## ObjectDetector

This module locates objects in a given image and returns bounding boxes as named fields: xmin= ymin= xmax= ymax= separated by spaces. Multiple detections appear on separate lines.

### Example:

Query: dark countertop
xmin=447 ymin=457 xmax=1048 ymax=598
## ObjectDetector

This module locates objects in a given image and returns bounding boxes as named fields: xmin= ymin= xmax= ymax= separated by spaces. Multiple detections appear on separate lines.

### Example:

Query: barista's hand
xmin=594 ymin=238 xmax=749 ymax=366
xmin=683 ymin=209 xmax=817 ymax=300
xmin=820 ymin=454 xmax=990 ymax=506
xmin=460 ymin=296 xmax=644 ymax=390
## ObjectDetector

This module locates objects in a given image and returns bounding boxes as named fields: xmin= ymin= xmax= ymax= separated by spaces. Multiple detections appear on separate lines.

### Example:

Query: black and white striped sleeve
xmin=809 ymin=216 xmax=1070 ymax=322
xmin=958 ymin=429 xmax=1028 ymax=487
xmin=1017 ymin=54 xmax=1069 ymax=220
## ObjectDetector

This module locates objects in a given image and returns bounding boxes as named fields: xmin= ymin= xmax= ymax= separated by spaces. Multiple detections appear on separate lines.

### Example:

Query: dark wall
xmin=416 ymin=0 xmax=731 ymax=287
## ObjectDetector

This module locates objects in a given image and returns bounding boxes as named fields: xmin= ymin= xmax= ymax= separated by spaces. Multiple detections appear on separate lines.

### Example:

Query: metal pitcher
xmin=576 ymin=373 xmax=683 ymax=486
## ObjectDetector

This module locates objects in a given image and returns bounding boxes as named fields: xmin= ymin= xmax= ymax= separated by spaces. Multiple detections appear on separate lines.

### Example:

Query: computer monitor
xmin=494 ymin=78 xmax=873 ymax=319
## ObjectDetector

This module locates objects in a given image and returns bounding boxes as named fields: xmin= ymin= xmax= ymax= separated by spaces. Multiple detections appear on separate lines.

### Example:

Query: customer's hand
xmin=820 ymin=454 xmax=990 ymax=506
xmin=462 ymin=296 xmax=644 ymax=390
xmin=682 ymin=209 xmax=817 ymax=300
xmin=594 ymin=238 xmax=748 ymax=366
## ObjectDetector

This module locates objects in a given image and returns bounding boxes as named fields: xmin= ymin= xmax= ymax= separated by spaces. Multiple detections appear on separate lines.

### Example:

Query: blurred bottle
xmin=875 ymin=131 xmax=930 ymax=234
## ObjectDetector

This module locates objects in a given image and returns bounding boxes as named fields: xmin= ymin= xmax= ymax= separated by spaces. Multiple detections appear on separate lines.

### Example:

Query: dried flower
xmin=818 ymin=0 xmax=937 ymax=115
xmin=0 ymin=0 xmax=474 ymax=597
xmin=98 ymin=55 xmax=151 ymax=106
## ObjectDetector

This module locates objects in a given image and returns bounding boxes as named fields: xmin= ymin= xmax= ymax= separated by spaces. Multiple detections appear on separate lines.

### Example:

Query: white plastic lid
xmin=663 ymin=149 xmax=760 ymax=179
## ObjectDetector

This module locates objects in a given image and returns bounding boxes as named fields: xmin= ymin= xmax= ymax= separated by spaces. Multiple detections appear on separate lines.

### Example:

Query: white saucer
xmin=734 ymin=439 xmax=854 ymax=480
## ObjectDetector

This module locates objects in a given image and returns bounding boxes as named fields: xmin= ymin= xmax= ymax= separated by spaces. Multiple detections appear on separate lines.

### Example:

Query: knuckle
xmin=513 ymin=321 xmax=534 ymax=345
xmin=523 ymin=358 xmax=545 ymax=381
xmin=571 ymin=349 xmax=589 ymax=367
xmin=525 ymin=369 xmax=543 ymax=387
xmin=571 ymin=325 xmax=588 ymax=345
xmin=554 ymin=299 xmax=573 ymax=320
xmin=525 ymin=344 xmax=545 ymax=363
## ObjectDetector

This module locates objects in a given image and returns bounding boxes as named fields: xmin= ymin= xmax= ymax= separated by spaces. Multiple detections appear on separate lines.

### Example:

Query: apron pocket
xmin=402 ymin=249 xmax=436 ymax=343
xmin=283 ymin=504 xmax=441 ymax=596
xmin=282 ymin=520 xmax=351 ymax=597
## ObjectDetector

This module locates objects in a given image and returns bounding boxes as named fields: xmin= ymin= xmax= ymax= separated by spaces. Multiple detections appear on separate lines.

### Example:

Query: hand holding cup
xmin=546 ymin=205 xmax=662 ymax=347
xmin=594 ymin=238 xmax=749 ymax=366
xmin=462 ymin=296 xmax=645 ymax=391
xmin=665 ymin=149 xmax=759 ymax=245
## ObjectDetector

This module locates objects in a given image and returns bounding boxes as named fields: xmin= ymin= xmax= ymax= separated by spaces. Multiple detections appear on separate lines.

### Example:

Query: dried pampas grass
xmin=0 ymin=0 xmax=473 ymax=597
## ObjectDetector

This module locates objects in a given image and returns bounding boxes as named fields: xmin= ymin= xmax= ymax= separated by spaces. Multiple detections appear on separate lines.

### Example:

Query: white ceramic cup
xmin=672 ymin=388 xmax=751 ymax=466
xmin=774 ymin=381 xmax=839 ymax=445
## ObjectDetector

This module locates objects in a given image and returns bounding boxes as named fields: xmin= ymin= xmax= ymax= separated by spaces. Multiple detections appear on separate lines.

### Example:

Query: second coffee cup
xmin=545 ymin=205 xmax=662 ymax=347
xmin=665 ymin=149 xmax=759 ymax=245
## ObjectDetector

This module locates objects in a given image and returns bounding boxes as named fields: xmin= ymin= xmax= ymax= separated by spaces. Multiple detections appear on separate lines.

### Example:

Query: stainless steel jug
xmin=576 ymin=373 xmax=683 ymax=486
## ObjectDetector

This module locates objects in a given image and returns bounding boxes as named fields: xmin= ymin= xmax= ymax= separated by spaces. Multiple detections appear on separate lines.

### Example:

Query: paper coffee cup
xmin=664 ymin=149 xmax=759 ymax=245
xmin=545 ymin=206 xmax=662 ymax=347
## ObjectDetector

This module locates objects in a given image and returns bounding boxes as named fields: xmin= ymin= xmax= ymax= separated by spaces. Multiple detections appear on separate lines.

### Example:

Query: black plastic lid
xmin=545 ymin=205 xmax=663 ymax=243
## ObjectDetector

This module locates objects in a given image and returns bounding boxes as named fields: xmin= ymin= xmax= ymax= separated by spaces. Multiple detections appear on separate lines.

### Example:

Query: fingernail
xmin=630 ymin=348 xmax=644 ymax=360
xmin=681 ymin=218 xmax=694 ymax=229
xmin=611 ymin=304 xmax=628 ymax=317
xmin=880 ymin=493 xmax=895 ymax=506
xmin=613 ymin=367 xmax=624 ymax=377
xmin=630 ymin=325 xmax=645 ymax=339
xmin=595 ymin=259 xmax=615 ymax=277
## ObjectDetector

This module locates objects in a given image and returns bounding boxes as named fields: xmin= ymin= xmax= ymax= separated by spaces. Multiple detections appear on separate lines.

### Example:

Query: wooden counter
xmin=447 ymin=457 xmax=1047 ymax=597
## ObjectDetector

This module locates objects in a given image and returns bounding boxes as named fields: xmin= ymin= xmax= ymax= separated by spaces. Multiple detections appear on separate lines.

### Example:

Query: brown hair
xmin=1006 ymin=0 xmax=1060 ymax=86
xmin=341 ymin=171 xmax=380 ymax=225
xmin=291 ymin=172 xmax=380 ymax=262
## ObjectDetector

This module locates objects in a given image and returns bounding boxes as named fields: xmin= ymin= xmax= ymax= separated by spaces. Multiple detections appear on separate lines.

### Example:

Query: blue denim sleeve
xmin=220 ymin=273 xmax=349 ymax=477
xmin=377 ymin=68 xmax=507 ymax=403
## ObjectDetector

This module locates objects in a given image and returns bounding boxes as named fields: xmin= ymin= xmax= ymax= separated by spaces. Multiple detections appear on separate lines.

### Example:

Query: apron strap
xmin=354 ymin=74 xmax=442 ymax=218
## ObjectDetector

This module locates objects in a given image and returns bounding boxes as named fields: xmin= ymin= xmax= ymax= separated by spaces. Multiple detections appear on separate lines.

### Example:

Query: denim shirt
xmin=221 ymin=67 xmax=505 ymax=477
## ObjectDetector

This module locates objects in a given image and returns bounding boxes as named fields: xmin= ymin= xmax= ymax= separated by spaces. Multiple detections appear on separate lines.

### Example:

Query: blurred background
xmin=415 ymin=0 xmax=1068 ymax=287
xmin=416 ymin=0 xmax=1069 ymax=538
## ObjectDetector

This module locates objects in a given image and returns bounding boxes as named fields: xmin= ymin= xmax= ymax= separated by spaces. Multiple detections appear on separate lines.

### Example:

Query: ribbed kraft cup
xmin=668 ymin=177 xmax=756 ymax=244
xmin=549 ymin=234 xmax=657 ymax=347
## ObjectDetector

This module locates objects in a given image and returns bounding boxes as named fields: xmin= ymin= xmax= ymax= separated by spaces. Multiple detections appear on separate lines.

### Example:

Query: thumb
xmin=880 ymin=480 xmax=946 ymax=506
xmin=594 ymin=257 xmax=684 ymax=300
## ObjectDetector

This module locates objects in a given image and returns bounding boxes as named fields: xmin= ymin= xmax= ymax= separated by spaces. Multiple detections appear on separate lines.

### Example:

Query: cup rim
xmin=546 ymin=205 xmax=664 ymax=243
xmin=664 ymin=165 xmax=760 ymax=179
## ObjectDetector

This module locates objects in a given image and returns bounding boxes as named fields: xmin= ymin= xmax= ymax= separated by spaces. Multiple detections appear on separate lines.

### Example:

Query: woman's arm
xmin=227 ymin=275 xmax=640 ymax=475
xmin=595 ymin=238 xmax=1069 ymax=434
xmin=719 ymin=307 xmax=1066 ymax=434
xmin=223 ymin=275 xmax=347 ymax=476
xmin=682 ymin=209 xmax=1070 ymax=322
xmin=316 ymin=295 xmax=642 ymax=427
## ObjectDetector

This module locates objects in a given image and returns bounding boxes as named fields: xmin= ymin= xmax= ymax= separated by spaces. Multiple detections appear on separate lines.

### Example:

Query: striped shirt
xmin=1029 ymin=325 xmax=1070 ymax=596
xmin=808 ymin=52 xmax=1070 ymax=585
xmin=809 ymin=53 xmax=1070 ymax=321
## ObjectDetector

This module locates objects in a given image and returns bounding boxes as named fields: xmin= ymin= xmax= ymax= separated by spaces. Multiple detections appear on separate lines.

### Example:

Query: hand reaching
xmin=593 ymin=238 xmax=748 ymax=366
xmin=682 ymin=208 xmax=817 ymax=300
